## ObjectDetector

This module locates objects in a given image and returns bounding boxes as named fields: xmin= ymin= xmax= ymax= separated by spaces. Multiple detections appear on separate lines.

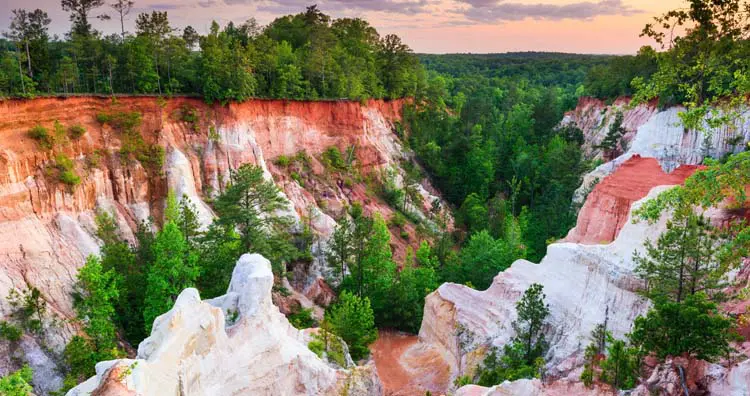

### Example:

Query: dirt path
xmin=370 ymin=330 xmax=451 ymax=396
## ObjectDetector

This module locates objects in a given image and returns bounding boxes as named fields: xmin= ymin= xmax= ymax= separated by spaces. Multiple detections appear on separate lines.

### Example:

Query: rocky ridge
xmin=67 ymin=254 xmax=382 ymax=396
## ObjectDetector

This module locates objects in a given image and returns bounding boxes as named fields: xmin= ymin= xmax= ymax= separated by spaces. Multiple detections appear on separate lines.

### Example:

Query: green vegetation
xmin=630 ymin=293 xmax=735 ymax=361
xmin=6 ymin=287 xmax=47 ymax=335
xmin=408 ymin=52 xmax=592 ymax=264
xmin=63 ymin=255 xmax=123 ymax=388
xmin=0 ymin=365 xmax=33 ymax=396
xmin=476 ymin=284 xmax=549 ymax=386
xmin=54 ymin=153 xmax=81 ymax=186
xmin=325 ymin=291 xmax=377 ymax=360
xmin=28 ymin=124 xmax=52 ymax=149
xmin=1 ymin=5 xmax=421 ymax=102
xmin=288 ymin=307 xmax=316 ymax=330
xmin=68 ymin=124 xmax=86 ymax=139
xmin=0 ymin=321 xmax=22 ymax=342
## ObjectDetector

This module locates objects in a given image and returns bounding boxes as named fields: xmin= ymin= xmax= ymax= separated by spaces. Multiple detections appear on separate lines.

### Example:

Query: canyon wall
xmin=405 ymin=98 xmax=750 ymax=395
xmin=0 ymin=96 xmax=445 ymax=393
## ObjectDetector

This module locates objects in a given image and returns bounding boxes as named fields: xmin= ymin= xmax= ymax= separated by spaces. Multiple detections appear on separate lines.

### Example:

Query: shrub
xmin=325 ymin=291 xmax=377 ymax=360
xmin=291 ymin=172 xmax=304 ymax=186
xmin=69 ymin=124 xmax=86 ymax=139
xmin=322 ymin=146 xmax=346 ymax=170
xmin=178 ymin=104 xmax=200 ymax=132
xmin=96 ymin=113 xmax=110 ymax=124
xmin=0 ymin=321 xmax=22 ymax=342
xmin=0 ymin=365 xmax=33 ymax=395
xmin=389 ymin=212 xmax=407 ymax=229
xmin=55 ymin=154 xmax=81 ymax=186
xmin=288 ymin=308 xmax=316 ymax=330
xmin=28 ymin=125 xmax=52 ymax=149
xmin=308 ymin=339 xmax=325 ymax=357
xmin=275 ymin=155 xmax=291 ymax=167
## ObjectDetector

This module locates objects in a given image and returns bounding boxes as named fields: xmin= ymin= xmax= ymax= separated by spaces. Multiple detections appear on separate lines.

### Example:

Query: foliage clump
xmin=476 ymin=284 xmax=549 ymax=386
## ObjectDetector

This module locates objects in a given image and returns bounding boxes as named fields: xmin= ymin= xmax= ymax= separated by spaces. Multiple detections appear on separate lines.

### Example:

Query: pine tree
xmin=634 ymin=213 xmax=727 ymax=303
xmin=325 ymin=291 xmax=377 ymax=360
xmin=595 ymin=112 xmax=626 ymax=160
xmin=513 ymin=283 xmax=550 ymax=365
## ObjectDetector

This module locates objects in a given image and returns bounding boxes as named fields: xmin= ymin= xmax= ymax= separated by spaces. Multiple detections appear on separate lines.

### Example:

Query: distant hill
xmin=417 ymin=52 xmax=615 ymax=87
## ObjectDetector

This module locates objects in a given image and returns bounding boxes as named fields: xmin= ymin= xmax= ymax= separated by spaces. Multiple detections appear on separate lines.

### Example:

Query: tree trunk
xmin=25 ymin=41 xmax=32 ymax=77
xmin=16 ymin=46 xmax=25 ymax=95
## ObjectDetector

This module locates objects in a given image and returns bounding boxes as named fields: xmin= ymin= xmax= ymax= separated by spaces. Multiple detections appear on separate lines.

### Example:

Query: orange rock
xmin=565 ymin=155 xmax=701 ymax=244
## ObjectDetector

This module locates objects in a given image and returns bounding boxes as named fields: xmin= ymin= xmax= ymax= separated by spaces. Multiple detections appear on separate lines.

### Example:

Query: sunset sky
xmin=2 ymin=0 xmax=686 ymax=54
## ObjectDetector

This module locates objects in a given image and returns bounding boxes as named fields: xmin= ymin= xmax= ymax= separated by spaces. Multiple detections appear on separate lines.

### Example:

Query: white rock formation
xmin=416 ymin=187 xmax=674 ymax=385
xmin=68 ymin=254 xmax=382 ymax=396
xmin=564 ymin=99 xmax=750 ymax=203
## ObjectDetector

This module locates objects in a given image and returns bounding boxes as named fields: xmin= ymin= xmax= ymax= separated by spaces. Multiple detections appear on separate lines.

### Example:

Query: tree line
xmin=1 ymin=3 xmax=424 ymax=102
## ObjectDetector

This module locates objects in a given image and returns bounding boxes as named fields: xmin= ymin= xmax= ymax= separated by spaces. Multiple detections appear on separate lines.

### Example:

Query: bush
xmin=291 ymin=172 xmax=304 ymax=186
xmin=275 ymin=155 xmax=291 ymax=167
xmin=28 ymin=125 xmax=52 ymax=149
xmin=96 ymin=113 xmax=110 ymax=124
xmin=178 ymin=104 xmax=200 ymax=132
xmin=389 ymin=212 xmax=407 ymax=229
xmin=0 ymin=365 xmax=33 ymax=395
xmin=69 ymin=124 xmax=86 ymax=139
xmin=322 ymin=146 xmax=346 ymax=170
xmin=0 ymin=321 xmax=22 ymax=342
xmin=55 ymin=154 xmax=81 ymax=186
xmin=288 ymin=308 xmax=316 ymax=330
xmin=629 ymin=293 xmax=735 ymax=361
xmin=308 ymin=339 xmax=325 ymax=357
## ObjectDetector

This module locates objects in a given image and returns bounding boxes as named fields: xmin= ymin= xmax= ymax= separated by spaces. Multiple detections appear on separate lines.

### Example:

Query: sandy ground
xmin=371 ymin=330 xmax=452 ymax=396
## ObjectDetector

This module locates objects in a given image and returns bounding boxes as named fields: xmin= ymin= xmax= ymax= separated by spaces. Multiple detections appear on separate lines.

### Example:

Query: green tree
xmin=61 ymin=0 xmax=106 ymax=37
xmin=325 ymin=291 xmax=377 ymax=360
xmin=143 ymin=221 xmax=199 ymax=333
xmin=599 ymin=337 xmax=640 ymax=390
xmin=634 ymin=213 xmax=729 ymax=304
xmin=72 ymin=255 xmax=119 ymax=353
xmin=629 ymin=293 xmax=735 ymax=361
xmin=513 ymin=283 xmax=550 ymax=365
xmin=325 ymin=217 xmax=353 ymax=286
xmin=213 ymin=164 xmax=296 ymax=274
xmin=595 ymin=112 xmax=626 ymax=160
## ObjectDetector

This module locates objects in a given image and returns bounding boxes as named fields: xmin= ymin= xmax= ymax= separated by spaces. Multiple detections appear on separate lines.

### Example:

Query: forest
xmin=1 ymin=0 xmax=750 ymax=394
xmin=0 ymin=4 xmax=422 ymax=102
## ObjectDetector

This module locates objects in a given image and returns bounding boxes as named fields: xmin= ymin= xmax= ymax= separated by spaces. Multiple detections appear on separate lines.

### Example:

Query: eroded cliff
xmin=0 ymin=96 xmax=446 ymax=393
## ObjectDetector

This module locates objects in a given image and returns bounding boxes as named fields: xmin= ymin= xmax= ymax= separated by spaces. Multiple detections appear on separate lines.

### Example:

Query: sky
xmin=2 ymin=0 xmax=686 ymax=54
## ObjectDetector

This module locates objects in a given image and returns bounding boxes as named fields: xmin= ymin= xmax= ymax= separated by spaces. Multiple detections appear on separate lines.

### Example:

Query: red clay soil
xmin=565 ymin=155 xmax=701 ymax=244
xmin=371 ymin=331 xmax=452 ymax=396
xmin=371 ymin=331 xmax=423 ymax=396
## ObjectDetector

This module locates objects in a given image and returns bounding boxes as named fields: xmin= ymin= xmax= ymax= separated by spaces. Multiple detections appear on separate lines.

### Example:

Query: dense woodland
xmin=1 ymin=0 xmax=750 ymax=395
xmin=0 ymin=4 xmax=422 ymax=102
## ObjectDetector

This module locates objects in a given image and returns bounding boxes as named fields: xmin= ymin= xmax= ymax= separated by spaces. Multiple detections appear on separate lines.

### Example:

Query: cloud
xmin=211 ymin=0 xmax=434 ymax=15
xmin=454 ymin=0 xmax=643 ymax=22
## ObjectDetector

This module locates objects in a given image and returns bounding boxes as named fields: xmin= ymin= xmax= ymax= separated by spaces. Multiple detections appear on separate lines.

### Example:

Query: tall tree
xmin=634 ymin=213 xmax=728 ymax=303
xmin=325 ymin=217 xmax=353 ymax=286
xmin=61 ymin=0 xmax=107 ymax=37
xmin=143 ymin=221 xmax=198 ymax=333
xmin=110 ymin=0 xmax=134 ymax=40
xmin=513 ymin=283 xmax=550 ymax=365
xmin=72 ymin=255 xmax=119 ymax=353
xmin=6 ymin=9 xmax=50 ymax=78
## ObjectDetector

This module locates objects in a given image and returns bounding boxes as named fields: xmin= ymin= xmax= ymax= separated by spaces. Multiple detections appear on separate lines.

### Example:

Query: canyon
xmin=0 ymin=96 xmax=748 ymax=396
xmin=0 ymin=96 xmax=445 ymax=394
